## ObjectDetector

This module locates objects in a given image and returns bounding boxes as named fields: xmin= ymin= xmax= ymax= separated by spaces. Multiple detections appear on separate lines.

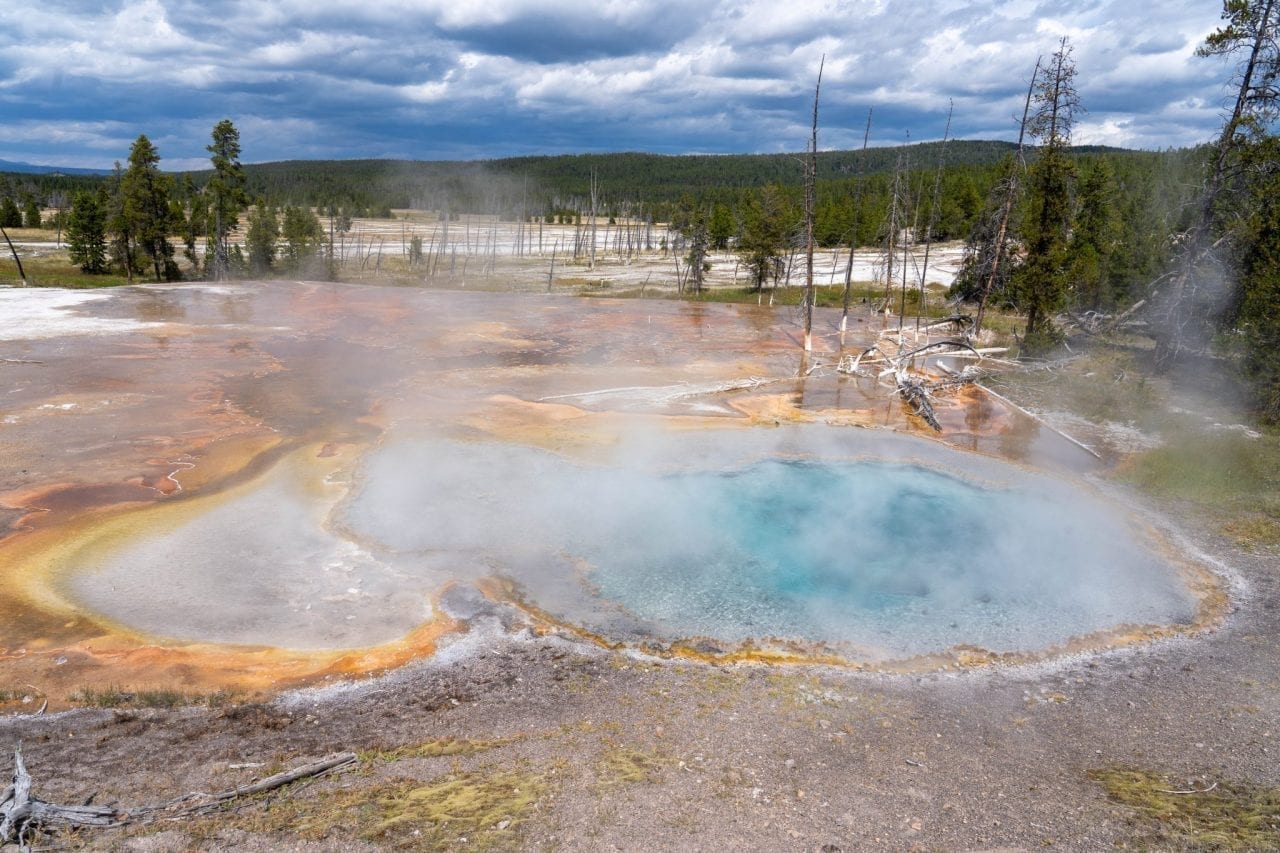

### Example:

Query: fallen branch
xmin=538 ymin=376 xmax=778 ymax=405
xmin=1 ymin=747 xmax=357 ymax=848
xmin=977 ymin=382 xmax=1103 ymax=460
xmin=1155 ymin=781 xmax=1219 ymax=796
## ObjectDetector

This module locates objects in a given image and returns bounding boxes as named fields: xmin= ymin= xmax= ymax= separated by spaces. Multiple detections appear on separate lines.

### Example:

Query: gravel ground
xmin=1 ymin=510 xmax=1275 ymax=852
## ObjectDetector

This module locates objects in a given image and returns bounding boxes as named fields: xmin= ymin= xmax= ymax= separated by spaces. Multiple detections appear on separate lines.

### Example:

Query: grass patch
xmin=1090 ymin=767 xmax=1280 ymax=850
xmin=0 ymin=687 xmax=42 ymax=706
xmin=68 ymin=686 xmax=238 ymax=709
xmin=1117 ymin=428 xmax=1280 ymax=548
xmin=360 ymin=736 xmax=513 ymax=765
xmin=365 ymin=769 xmax=544 ymax=848
xmin=185 ymin=768 xmax=547 ymax=850
xmin=595 ymin=745 xmax=668 ymax=785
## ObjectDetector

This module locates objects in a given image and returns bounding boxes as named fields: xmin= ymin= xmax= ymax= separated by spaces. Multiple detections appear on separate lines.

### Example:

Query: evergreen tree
xmin=66 ymin=189 xmax=108 ymax=273
xmin=121 ymin=135 xmax=178 ymax=281
xmin=177 ymin=174 xmax=205 ymax=274
xmin=206 ymin=119 xmax=248 ymax=279
xmin=1068 ymin=160 xmax=1120 ymax=311
xmin=22 ymin=197 xmax=41 ymax=229
xmin=708 ymin=203 xmax=734 ymax=250
xmin=245 ymin=202 xmax=279 ymax=275
xmin=686 ymin=210 xmax=709 ymax=294
xmin=280 ymin=205 xmax=324 ymax=274
xmin=736 ymin=185 xmax=792 ymax=291
xmin=1152 ymin=0 xmax=1280 ymax=370
xmin=0 ymin=197 xmax=20 ymax=229
xmin=105 ymin=162 xmax=137 ymax=281
xmin=1015 ymin=38 xmax=1080 ymax=352
xmin=1236 ymin=135 xmax=1280 ymax=420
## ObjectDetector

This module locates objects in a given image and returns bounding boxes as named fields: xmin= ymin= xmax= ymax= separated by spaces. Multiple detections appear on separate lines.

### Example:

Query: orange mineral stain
xmin=0 ymin=283 xmax=1221 ymax=706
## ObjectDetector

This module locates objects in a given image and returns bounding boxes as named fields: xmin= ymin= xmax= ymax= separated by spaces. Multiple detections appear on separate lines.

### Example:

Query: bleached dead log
xmin=895 ymin=370 xmax=942 ymax=431
xmin=976 ymin=381 xmax=1103 ymax=460
xmin=0 ymin=748 xmax=357 ymax=848
xmin=538 ymin=377 xmax=777 ymax=406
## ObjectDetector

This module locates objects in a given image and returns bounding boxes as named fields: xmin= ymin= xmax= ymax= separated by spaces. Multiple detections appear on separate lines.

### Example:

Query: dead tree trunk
xmin=917 ymin=100 xmax=953 ymax=331
xmin=0 ymin=227 xmax=27 ymax=286
xmin=841 ymin=109 xmax=874 ymax=333
xmin=803 ymin=56 xmax=824 ymax=353
xmin=974 ymin=58 xmax=1039 ymax=335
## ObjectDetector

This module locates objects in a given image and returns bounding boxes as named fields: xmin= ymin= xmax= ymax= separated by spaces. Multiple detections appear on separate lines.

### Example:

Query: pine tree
xmin=22 ymin=198 xmax=41 ymax=229
xmin=1236 ymin=135 xmax=1280 ymax=420
xmin=708 ymin=203 xmax=734 ymax=250
xmin=1152 ymin=0 xmax=1279 ymax=370
xmin=1015 ymin=38 xmax=1080 ymax=353
xmin=66 ymin=190 xmax=108 ymax=273
xmin=121 ymin=135 xmax=178 ymax=281
xmin=0 ymin=197 xmax=20 ymax=229
xmin=245 ymin=202 xmax=278 ymax=276
xmin=280 ymin=205 xmax=324 ymax=274
xmin=206 ymin=120 xmax=247 ymax=279
xmin=1068 ymin=160 xmax=1119 ymax=311
xmin=736 ymin=185 xmax=792 ymax=291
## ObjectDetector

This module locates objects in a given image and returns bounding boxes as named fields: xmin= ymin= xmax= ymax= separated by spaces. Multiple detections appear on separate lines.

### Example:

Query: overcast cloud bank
xmin=0 ymin=1 xmax=1237 ymax=169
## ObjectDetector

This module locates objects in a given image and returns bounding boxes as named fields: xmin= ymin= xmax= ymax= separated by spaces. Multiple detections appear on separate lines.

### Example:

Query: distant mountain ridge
xmin=0 ymin=159 xmax=110 ymax=176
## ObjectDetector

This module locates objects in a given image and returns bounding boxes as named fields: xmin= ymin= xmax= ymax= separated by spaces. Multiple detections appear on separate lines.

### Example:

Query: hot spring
xmin=64 ymin=424 xmax=1204 ymax=666
xmin=337 ymin=426 xmax=1201 ymax=663
xmin=0 ymin=285 xmax=1221 ymax=690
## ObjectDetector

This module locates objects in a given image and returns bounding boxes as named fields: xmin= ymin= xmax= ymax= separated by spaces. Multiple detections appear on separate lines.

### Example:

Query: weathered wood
xmin=0 ymin=748 xmax=358 ymax=847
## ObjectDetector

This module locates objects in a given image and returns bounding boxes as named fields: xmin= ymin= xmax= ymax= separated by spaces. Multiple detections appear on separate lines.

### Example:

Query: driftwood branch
xmin=1154 ymin=781 xmax=1219 ymax=796
xmin=0 ymin=747 xmax=357 ymax=848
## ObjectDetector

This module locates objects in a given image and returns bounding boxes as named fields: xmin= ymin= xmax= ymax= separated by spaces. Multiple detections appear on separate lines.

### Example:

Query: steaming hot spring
xmin=0 ymin=283 xmax=1223 ymax=694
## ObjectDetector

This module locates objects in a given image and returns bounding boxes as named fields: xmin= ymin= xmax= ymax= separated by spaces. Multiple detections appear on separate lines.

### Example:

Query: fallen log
xmin=895 ymin=371 xmax=942 ymax=432
xmin=0 ymin=747 xmax=357 ymax=848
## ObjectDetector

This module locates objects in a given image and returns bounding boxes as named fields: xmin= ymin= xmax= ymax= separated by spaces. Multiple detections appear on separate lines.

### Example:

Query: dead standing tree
xmin=916 ymin=100 xmax=953 ymax=331
xmin=802 ymin=57 xmax=824 ymax=352
xmin=1146 ymin=0 xmax=1279 ymax=370
xmin=968 ymin=57 xmax=1041 ymax=335
xmin=840 ymin=109 xmax=873 ymax=333
xmin=0 ymin=226 xmax=27 ymax=286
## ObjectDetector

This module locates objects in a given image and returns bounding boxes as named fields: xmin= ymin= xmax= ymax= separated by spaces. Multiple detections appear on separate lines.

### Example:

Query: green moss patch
xmin=1090 ymin=767 xmax=1280 ymax=850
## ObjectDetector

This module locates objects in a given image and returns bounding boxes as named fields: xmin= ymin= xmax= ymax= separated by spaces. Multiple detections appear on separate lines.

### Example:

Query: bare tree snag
xmin=803 ymin=56 xmax=824 ymax=353
xmin=0 ymin=227 xmax=27 ymax=286
xmin=917 ymin=100 xmax=953 ymax=331
xmin=973 ymin=57 xmax=1040 ymax=335
xmin=840 ymin=109 xmax=874 ymax=334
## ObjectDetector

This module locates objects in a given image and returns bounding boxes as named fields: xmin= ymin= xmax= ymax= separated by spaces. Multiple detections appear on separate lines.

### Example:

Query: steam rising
xmin=343 ymin=426 xmax=1196 ymax=659
xmin=68 ymin=422 xmax=1196 ymax=659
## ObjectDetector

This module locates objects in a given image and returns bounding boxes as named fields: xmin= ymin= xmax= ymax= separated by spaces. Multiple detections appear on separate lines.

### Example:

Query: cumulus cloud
xmin=0 ymin=0 xmax=1241 ymax=168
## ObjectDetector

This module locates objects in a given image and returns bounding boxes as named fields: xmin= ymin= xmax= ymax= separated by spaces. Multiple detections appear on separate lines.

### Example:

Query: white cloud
xmin=0 ymin=0 xmax=1243 ymax=166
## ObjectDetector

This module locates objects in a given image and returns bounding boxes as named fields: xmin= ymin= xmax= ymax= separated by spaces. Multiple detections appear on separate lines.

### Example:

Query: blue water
xmin=343 ymin=433 xmax=1200 ymax=660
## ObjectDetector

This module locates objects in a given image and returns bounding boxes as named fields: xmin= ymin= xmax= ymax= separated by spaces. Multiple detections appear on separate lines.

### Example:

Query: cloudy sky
xmin=0 ymin=0 xmax=1241 ymax=170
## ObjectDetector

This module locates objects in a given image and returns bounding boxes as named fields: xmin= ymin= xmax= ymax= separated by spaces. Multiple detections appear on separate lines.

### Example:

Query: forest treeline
xmin=0 ymin=0 xmax=1276 ymax=420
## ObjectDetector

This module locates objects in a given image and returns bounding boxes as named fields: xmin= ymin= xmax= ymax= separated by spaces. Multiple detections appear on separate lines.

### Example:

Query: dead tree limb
xmin=1 ymin=747 xmax=357 ymax=848
xmin=0 ymin=227 xmax=27 ymax=286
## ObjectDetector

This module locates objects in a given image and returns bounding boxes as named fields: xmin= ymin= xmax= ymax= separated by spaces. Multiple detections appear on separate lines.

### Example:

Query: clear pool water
xmin=340 ymin=429 xmax=1199 ymax=660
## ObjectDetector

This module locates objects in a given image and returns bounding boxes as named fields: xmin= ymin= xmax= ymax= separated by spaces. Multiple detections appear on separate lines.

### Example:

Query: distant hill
xmin=0 ymin=159 xmax=110 ymax=176
xmin=210 ymin=140 xmax=1145 ymax=213
xmin=1 ymin=140 xmax=1157 ymax=217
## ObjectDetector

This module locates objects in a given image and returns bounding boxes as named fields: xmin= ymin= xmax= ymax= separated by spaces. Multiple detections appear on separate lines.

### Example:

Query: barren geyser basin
xmin=0 ymin=282 xmax=1222 ymax=699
